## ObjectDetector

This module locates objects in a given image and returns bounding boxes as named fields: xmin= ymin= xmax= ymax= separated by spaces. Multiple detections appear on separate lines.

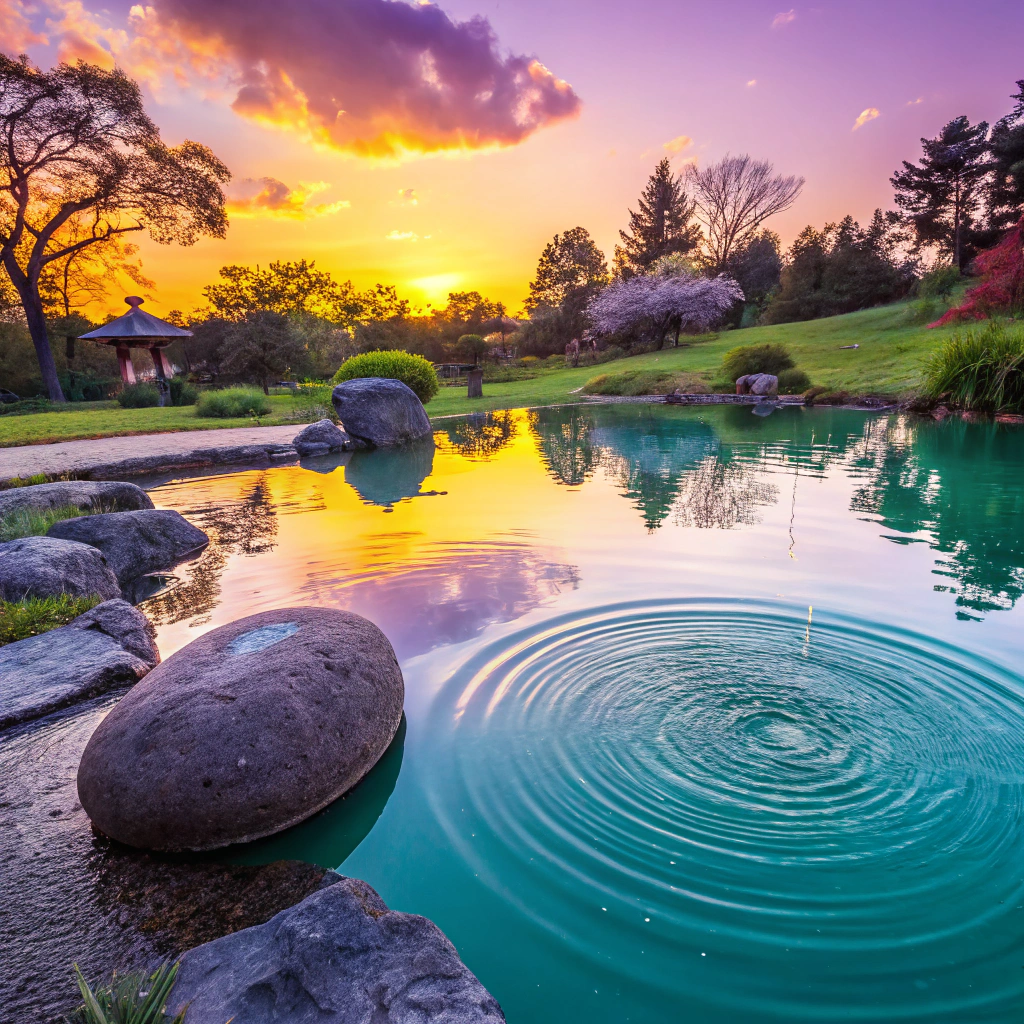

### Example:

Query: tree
xmin=614 ymin=160 xmax=701 ymax=277
xmin=455 ymin=333 xmax=489 ymax=365
xmin=221 ymin=310 xmax=305 ymax=394
xmin=526 ymin=227 xmax=609 ymax=311
xmin=686 ymin=154 xmax=804 ymax=272
xmin=723 ymin=230 xmax=783 ymax=312
xmin=988 ymin=80 xmax=1024 ymax=233
xmin=891 ymin=116 xmax=991 ymax=270
xmin=0 ymin=56 xmax=230 ymax=401
xmin=589 ymin=273 xmax=743 ymax=349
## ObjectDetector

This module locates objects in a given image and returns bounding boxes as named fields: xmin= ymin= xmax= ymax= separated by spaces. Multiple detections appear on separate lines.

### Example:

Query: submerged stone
xmin=0 ymin=599 xmax=157 ymax=729
xmin=331 ymin=377 xmax=432 ymax=447
xmin=48 ymin=509 xmax=208 ymax=586
xmin=0 ymin=535 xmax=120 ymax=602
xmin=170 ymin=876 xmax=506 ymax=1024
xmin=77 ymin=607 xmax=405 ymax=851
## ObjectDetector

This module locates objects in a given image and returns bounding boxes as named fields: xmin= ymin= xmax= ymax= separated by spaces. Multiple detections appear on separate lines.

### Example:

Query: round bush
xmin=194 ymin=388 xmax=272 ymax=419
xmin=777 ymin=368 xmax=812 ymax=393
xmin=333 ymin=350 xmax=438 ymax=404
xmin=116 ymin=383 xmax=160 ymax=408
xmin=169 ymin=378 xmax=198 ymax=407
xmin=722 ymin=343 xmax=794 ymax=382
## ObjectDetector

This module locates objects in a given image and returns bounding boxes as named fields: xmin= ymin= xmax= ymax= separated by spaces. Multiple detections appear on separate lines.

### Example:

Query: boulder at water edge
xmin=331 ymin=377 xmax=432 ymax=447
xmin=0 ymin=536 xmax=120 ymax=602
xmin=0 ymin=599 xmax=158 ymax=729
xmin=293 ymin=417 xmax=354 ymax=457
xmin=735 ymin=373 xmax=779 ymax=397
xmin=0 ymin=479 xmax=153 ymax=519
xmin=77 ymin=607 xmax=405 ymax=851
xmin=48 ymin=509 xmax=208 ymax=586
xmin=170 ymin=876 xmax=506 ymax=1024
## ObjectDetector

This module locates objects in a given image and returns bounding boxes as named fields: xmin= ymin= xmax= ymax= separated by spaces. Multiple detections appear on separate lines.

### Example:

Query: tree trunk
xmin=22 ymin=290 xmax=66 ymax=402
xmin=262 ymin=379 xmax=270 ymax=395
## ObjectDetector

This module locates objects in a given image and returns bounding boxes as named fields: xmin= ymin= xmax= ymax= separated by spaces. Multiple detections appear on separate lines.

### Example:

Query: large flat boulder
xmin=170 ymin=876 xmax=505 ymax=1024
xmin=77 ymin=607 xmax=405 ymax=851
xmin=48 ymin=509 xmax=208 ymax=586
xmin=0 ymin=536 xmax=120 ymax=602
xmin=331 ymin=378 xmax=432 ymax=447
xmin=294 ymin=418 xmax=354 ymax=457
xmin=0 ymin=480 xmax=152 ymax=519
xmin=0 ymin=599 xmax=158 ymax=729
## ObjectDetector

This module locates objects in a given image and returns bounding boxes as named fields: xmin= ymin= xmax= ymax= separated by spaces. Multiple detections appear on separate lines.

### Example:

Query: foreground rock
xmin=735 ymin=373 xmax=779 ymax=397
xmin=0 ymin=536 xmax=120 ymax=602
xmin=294 ymin=418 xmax=354 ymax=457
xmin=0 ymin=600 xmax=157 ymax=729
xmin=48 ymin=509 xmax=208 ymax=586
xmin=332 ymin=378 xmax=433 ymax=447
xmin=171 ymin=876 xmax=505 ymax=1024
xmin=0 ymin=479 xmax=153 ymax=519
xmin=78 ymin=607 xmax=405 ymax=851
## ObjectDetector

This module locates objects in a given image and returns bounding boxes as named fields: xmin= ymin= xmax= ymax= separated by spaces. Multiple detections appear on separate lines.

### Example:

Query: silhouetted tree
xmin=221 ymin=310 xmax=305 ymax=393
xmin=686 ymin=155 xmax=803 ymax=272
xmin=0 ymin=56 xmax=229 ymax=401
xmin=988 ymin=79 xmax=1024 ymax=232
xmin=891 ymin=116 xmax=991 ymax=269
xmin=614 ymin=159 xmax=701 ymax=277
xmin=723 ymin=230 xmax=783 ymax=319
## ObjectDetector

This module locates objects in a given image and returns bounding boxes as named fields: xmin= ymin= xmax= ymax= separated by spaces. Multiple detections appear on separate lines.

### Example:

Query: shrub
xmin=582 ymin=370 xmax=709 ymax=397
xmin=67 ymin=961 xmax=185 ymax=1024
xmin=0 ymin=594 xmax=98 ymax=646
xmin=594 ymin=345 xmax=626 ymax=365
xmin=722 ymin=343 xmax=794 ymax=381
xmin=284 ymin=384 xmax=336 ymax=423
xmin=925 ymin=321 xmax=1024 ymax=414
xmin=520 ymin=355 xmax=539 ymax=365
xmin=169 ymin=378 xmax=197 ymax=406
xmin=333 ymin=350 xmax=438 ymax=403
xmin=455 ymin=334 xmax=489 ymax=365
xmin=116 ymin=383 xmax=160 ymax=408
xmin=919 ymin=264 xmax=961 ymax=299
xmin=194 ymin=387 xmax=272 ymax=419
xmin=777 ymin=368 xmax=812 ymax=393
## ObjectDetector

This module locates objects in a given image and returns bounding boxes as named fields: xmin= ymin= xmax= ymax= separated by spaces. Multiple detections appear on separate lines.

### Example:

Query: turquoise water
xmin=146 ymin=405 xmax=1024 ymax=1023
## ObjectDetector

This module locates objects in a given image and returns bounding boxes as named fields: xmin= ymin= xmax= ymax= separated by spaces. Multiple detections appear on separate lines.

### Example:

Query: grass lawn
xmin=0 ymin=298 xmax=954 ymax=447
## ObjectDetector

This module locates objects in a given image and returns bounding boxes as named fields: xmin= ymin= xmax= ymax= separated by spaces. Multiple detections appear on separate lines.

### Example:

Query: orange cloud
xmin=0 ymin=0 xmax=47 ymax=54
xmin=771 ymin=10 xmax=796 ymax=28
xmin=225 ymin=177 xmax=350 ymax=219
xmin=663 ymin=134 xmax=693 ymax=155
xmin=852 ymin=107 xmax=880 ymax=131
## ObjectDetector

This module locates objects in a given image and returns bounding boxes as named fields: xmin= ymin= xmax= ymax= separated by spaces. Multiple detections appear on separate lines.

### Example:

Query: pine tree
xmin=988 ymin=80 xmax=1024 ymax=233
xmin=614 ymin=158 xmax=701 ymax=277
xmin=891 ymin=116 xmax=991 ymax=270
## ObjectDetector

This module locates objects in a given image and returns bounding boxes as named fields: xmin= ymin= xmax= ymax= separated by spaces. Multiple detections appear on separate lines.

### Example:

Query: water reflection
xmin=529 ymin=406 xmax=599 ymax=487
xmin=345 ymin=439 xmax=438 ymax=508
xmin=672 ymin=454 xmax=779 ymax=529
xmin=435 ymin=410 xmax=517 ymax=461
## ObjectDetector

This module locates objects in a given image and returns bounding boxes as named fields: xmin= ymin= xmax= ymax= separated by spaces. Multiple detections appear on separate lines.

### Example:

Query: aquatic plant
xmin=333 ymin=350 xmax=439 ymax=404
xmin=0 ymin=594 xmax=98 ymax=646
xmin=67 ymin=962 xmax=186 ymax=1024
xmin=194 ymin=387 xmax=272 ymax=419
xmin=925 ymin=321 xmax=1024 ymax=413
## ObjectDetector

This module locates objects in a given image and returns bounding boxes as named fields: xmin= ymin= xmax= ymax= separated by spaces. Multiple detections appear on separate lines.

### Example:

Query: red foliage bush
xmin=930 ymin=215 xmax=1024 ymax=327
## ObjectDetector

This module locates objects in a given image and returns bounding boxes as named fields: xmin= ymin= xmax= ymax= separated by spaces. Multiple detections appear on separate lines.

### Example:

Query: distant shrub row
xmin=195 ymin=387 xmax=271 ymax=418
xmin=116 ymin=379 xmax=197 ymax=408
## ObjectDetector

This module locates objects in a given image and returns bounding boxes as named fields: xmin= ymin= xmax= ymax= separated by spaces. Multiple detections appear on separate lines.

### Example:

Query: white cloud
xmin=771 ymin=10 xmax=796 ymax=28
xmin=663 ymin=134 xmax=693 ymax=155
xmin=386 ymin=230 xmax=419 ymax=241
xmin=852 ymin=107 xmax=880 ymax=131
xmin=747 ymin=79 xmax=757 ymax=87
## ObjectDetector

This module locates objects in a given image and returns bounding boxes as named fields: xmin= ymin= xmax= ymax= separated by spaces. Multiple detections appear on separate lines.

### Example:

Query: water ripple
xmin=426 ymin=601 xmax=1024 ymax=1020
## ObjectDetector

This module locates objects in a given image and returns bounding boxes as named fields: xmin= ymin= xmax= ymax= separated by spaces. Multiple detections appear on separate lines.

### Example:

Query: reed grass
xmin=925 ymin=321 xmax=1024 ymax=414
xmin=67 ymin=962 xmax=186 ymax=1024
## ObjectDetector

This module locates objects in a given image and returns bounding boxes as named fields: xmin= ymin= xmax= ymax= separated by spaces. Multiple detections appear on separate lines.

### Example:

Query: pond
xmin=141 ymin=403 xmax=1024 ymax=1023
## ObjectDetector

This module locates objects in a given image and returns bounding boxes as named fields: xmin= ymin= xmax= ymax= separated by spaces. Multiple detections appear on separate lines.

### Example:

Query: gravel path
xmin=0 ymin=425 xmax=302 ymax=484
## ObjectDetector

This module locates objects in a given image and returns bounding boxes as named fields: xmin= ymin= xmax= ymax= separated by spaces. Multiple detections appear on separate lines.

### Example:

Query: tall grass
xmin=0 ymin=594 xmax=99 ymax=646
xmin=67 ymin=962 xmax=186 ymax=1024
xmin=925 ymin=321 xmax=1024 ymax=414
xmin=194 ymin=387 xmax=272 ymax=419
xmin=0 ymin=503 xmax=93 ymax=541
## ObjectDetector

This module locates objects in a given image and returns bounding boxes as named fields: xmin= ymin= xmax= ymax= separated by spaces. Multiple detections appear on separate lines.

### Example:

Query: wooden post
xmin=467 ymin=367 xmax=483 ymax=398
xmin=116 ymin=344 xmax=136 ymax=384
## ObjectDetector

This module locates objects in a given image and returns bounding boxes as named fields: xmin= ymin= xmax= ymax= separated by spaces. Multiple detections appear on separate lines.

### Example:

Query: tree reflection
xmin=528 ymin=406 xmax=598 ymax=486
xmin=435 ymin=410 xmax=517 ymax=461
xmin=850 ymin=416 xmax=1024 ymax=617
xmin=673 ymin=454 xmax=779 ymax=529
xmin=142 ymin=474 xmax=278 ymax=627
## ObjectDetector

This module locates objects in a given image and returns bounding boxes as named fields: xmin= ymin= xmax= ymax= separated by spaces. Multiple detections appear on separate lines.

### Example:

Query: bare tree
xmin=0 ymin=56 xmax=230 ymax=401
xmin=687 ymin=155 xmax=804 ymax=271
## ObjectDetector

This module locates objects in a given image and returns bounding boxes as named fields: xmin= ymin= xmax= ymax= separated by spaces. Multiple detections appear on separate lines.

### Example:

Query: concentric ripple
xmin=425 ymin=601 xmax=1024 ymax=1020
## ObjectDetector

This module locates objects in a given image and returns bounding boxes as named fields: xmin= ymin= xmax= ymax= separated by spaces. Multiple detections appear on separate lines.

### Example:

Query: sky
xmin=2 ymin=0 xmax=1023 ymax=316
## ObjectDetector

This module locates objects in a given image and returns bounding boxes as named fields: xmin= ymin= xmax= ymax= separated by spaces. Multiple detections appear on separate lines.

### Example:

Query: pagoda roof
xmin=79 ymin=297 xmax=192 ymax=342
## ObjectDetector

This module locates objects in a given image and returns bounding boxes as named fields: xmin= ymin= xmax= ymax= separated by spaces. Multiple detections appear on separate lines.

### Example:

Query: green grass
xmin=0 ymin=593 xmax=99 ymax=646
xmin=925 ymin=321 xmax=1024 ymax=413
xmin=0 ymin=299 xmax=990 ymax=446
xmin=68 ymin=962 xmax=185 ymax=1024
xmin=0 ymin=503 xmax=94 ymax=541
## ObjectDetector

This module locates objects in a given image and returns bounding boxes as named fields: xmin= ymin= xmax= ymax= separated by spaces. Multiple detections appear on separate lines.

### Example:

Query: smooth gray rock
xmin=735 ymin=373 xmax=779 ymax=397
xmin=331 ymin=378 xmax=432 ymax=447
xmin=0 ymin=480 xmax=153 ymax=519
xmin=294 ymin=418 xmax=352 ymax=457
xmin=77 ymin=607 xmax=405 ymax=851
xmin=0 ymin=536 xmax=120 ymax=602
xmin=170 ymin=877 xmax=505 ymax=1024
xmin=48 ymin=509 xmax=208 ymax=586
xmin=0 ymin=600 xmax=158 ymax=729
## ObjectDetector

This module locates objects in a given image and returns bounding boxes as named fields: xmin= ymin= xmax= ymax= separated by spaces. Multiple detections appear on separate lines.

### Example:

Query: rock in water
xmin=170 ymin=876 xmax=505 ymax=1024
xmin=0 ymin=480 xmax=153 ymax=519
xmin=77 ymin=607 xmax=405 ymax=851
xmin=293 ymin=418 xmax=353 ymax=457
xmin=48 ymin=509 xmax=208 ymax=586
xmin=331 ymin=378 xmax=432 ymax=447
xmin=0 ymin=536 xmax=120 ymax=602
xmin=0 ymin=600 xmax=158 ymax=729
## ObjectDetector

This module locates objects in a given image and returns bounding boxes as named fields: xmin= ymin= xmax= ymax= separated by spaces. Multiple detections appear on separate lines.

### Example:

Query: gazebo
xmin=79 ymin=297 xmax=192 ymax=397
